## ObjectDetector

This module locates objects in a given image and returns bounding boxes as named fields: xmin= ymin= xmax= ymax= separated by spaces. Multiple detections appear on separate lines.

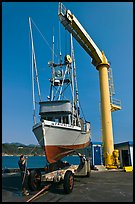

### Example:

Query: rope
xmin=20 ymin=126 xmax=51 ymax=184
xmin=26 ymin=184 xmax=51 ymax=202
xmin=79 ymin=100 xmax=86 ymax=122
xmin=26 ymin=126 xmax=51 ymax=156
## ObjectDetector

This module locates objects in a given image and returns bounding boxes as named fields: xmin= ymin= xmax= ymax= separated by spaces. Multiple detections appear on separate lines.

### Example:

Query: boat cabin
xmin=39 ymin=100 xmax=90 ymax=132
xmin=39 ymin=100 xmax=74 ymax=125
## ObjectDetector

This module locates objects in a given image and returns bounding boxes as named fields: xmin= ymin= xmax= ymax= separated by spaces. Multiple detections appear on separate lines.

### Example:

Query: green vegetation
xmin=2 ymin=142 xmax=92 ymax=157
xmin=2 ymin=143 xmax=45 ymax=156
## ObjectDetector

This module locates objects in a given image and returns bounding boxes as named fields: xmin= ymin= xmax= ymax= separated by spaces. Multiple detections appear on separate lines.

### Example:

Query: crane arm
xmin=58 ymin=2 xmax=109 ymax=68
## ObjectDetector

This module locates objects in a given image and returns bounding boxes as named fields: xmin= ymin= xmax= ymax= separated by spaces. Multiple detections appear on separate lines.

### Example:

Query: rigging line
xmin=56 ymin=40 xmax=58 ymax=63
xmin=31 ymin=18 xmax=57 ymax=58
xmin=69 ymin=75 xmax=75 ymax=110
xmin=65 ymin=29 xmax=67 ymax=56
xmin=29 ymin=17 xmax=42 ymax=102
xmin=79 ymin=100 xmax=86 ymax=122
xmin=53 ymin=86 xmax=68 ymax=101
xmin=59 ymin=83 xmax=70 ymax=97
xmin=59 ymin=21 xmax=62 ymax=63
xmin=58 ymin=85 xmax=69 ymax=100
xmin=58 ymin=65 xmax=68 ymax=100
xmin=29 ymin=17 xmax=40 ymax=123
xmin=69 ymin=66 xmax=74 ymax=99
xmin=52 ymin=26 xmax=55 ymax=63
xmin=53 ymin=86 xmax=61 ymax=100
xmin=29 ymin=26 xmax=36 ymax=124
xmin=72 ymin=132 xmax=82 ymax=146
xmin=71 ymin=125 xmax=89 ymax=148
xmin=26 ymin=126 xmax=51 ymax=156
xmin=74 ymin=60 xmax=79 ymax=108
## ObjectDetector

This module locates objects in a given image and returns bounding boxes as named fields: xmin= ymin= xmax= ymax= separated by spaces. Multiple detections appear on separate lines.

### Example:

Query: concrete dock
xmin=2 ymin=170 xmax=133 ymax=202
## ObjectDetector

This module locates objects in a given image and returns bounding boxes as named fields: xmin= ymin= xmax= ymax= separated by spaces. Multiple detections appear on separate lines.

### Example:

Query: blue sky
xmin=2 ymin=2 xmax=133 ymax=145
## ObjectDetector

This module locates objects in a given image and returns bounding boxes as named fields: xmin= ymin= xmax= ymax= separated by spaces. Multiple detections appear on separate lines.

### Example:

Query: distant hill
xmin=2 ymin=143 xmax=45 ymax=156
xmin=28 ymin=144 xmax=40 ymax=147
xmin=10 ymin=142 xmax=27 ymax=146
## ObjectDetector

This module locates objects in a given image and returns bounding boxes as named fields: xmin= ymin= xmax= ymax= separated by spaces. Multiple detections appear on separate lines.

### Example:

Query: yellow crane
xmin=58 ymin=3 xmax=121 ymax=169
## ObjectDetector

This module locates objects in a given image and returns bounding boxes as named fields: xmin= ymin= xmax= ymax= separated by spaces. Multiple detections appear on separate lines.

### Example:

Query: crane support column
xmin=97 ymin=63 xmax=114 ymax=167
xmin=97 ymin=58 xmax=119 ymax=168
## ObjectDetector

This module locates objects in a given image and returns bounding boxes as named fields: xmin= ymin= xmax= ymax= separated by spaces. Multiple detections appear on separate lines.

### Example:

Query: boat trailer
xmin=27 ymin=156 xmax=91 ymax=201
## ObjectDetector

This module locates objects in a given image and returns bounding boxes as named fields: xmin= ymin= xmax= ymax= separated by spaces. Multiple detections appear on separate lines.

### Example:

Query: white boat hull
xmin=33 ymin=120 xmax=90 ymax=163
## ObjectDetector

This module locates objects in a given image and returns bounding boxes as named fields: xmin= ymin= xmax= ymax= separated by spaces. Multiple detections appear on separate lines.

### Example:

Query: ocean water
xmin=2 ymin=155 xmax=80 ymax=169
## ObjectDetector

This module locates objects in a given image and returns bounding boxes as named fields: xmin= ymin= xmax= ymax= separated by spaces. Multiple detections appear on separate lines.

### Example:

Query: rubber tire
xmin=28 ymin=169 xmax=41 ymax=191
xmin=63 ymin=170 xmax=74 ymax=194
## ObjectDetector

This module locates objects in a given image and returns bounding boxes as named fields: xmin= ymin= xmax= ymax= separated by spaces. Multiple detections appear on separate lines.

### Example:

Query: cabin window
xmin=55 ymin=118 xmax=59 ymax=123
xmin=42 ymin=117 xmax=53 ymax=121
xmin=47 ymin=117 xmax=52 ymax=121
xmin=52 ymin=117 xmax=61 ymax=123
xmin=55 ymin=118 xmax=60 ymax=123
xmin=60 ymin=116 xmax=63 ymax=123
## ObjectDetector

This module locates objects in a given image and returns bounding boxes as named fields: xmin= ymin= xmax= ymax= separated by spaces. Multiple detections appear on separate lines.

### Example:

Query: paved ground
xmin=2 ymin=170 xmax=133 ymax=202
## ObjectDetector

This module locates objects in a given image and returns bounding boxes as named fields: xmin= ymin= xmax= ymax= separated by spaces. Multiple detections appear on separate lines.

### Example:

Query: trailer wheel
xmin=86 ymin=160 xmax=91 ymax=177
xmin=28 ymin=169 xmax=41 ymax=191
xmin=86 ymin=171 xmax=90 ymax=177
xmin=63 ymin=170 xmax=74 ymax=194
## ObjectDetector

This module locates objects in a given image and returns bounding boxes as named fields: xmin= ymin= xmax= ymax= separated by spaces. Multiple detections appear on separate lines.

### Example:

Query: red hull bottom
xmin=44 ymin=141 xmax=90 ymax=163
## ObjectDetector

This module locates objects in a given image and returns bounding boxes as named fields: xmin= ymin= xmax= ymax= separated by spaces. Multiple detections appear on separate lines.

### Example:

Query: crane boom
xmin=58 ymin=2 xmax=108 ymax=67
xmin=58 ymin=2 xmax=121 ymax=169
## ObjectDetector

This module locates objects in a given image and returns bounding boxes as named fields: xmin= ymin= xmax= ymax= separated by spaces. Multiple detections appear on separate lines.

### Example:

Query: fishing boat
xmin=29 ymin=17 xmax=91 ymax=163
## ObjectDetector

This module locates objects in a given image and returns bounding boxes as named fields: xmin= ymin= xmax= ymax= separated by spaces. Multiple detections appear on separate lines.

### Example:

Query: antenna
xmin=59 ymin=21 xmax=62 ymax=64
xmin=52 ymin=27 xmax=55 ymax=63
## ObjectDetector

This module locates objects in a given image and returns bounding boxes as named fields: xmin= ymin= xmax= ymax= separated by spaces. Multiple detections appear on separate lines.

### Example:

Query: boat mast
xmin=59 ymin=21 xmax=62 ymax=65
xmin=70 ymin=33 xmax=80 ymax=125
xmin=29 ymin=17 xmax=42 ymax=124
xmin=48 ymin=26 xmax=78 ymax=123
xmin=57 ymin=22 xmax=63 ymax=101
xmin=70 ymin=33 xmax=75 ymax=124
xmin=50 ymin=30 xmax=55 ymax=101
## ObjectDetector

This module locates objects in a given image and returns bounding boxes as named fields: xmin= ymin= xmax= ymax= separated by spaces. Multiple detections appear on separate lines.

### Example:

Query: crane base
xmin=106 ymin=165 xmax=118 ymax=169
xmin=123 ymin=166 xmax=133 ymax=172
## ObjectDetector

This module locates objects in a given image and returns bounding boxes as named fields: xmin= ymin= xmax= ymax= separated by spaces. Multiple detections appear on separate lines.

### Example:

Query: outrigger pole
xmin=29 ymin=17 xmax=42 ymax=124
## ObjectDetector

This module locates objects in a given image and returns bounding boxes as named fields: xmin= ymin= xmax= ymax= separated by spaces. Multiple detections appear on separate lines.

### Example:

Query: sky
xmin=2 ymin=2 xmax=133 ymax=145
